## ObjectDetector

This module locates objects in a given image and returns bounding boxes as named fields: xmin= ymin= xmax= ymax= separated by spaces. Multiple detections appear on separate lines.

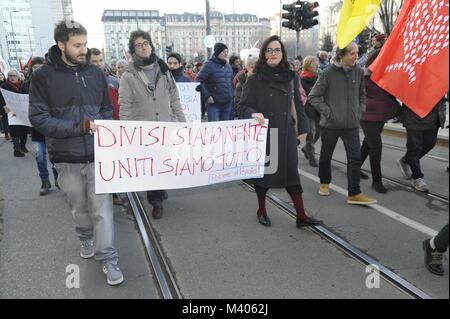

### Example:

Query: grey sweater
xmin=308 ymin=59 xmax=366 ymax=129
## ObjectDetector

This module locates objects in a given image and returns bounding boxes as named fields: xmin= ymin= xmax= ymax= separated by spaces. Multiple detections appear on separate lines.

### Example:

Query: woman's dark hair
xmin=128 ymin=30 xmax=155 ymax=55
xmin=254 ymin=35 xmax=290 ymax=73
xmin=365 ymin=49 xmax=381 ymax=68
xmin=54 ymin=20 xmax=87 ymax=43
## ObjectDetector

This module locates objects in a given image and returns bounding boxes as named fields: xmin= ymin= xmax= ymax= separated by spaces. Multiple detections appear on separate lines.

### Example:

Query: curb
xmin=383 ymin=125 xmax=449 ymax=148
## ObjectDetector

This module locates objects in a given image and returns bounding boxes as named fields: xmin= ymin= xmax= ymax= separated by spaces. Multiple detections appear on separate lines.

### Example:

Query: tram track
xmin=127 ymin=185 xmax=434 ymax=299
xmin=126 ymin=192 xmax=182 ymax=299
xmin=301 ymin=149 xmax=449 ymax=204
xmin=241 ymin=183 xmax=433 ymax=299
xmin=335 ymin=157 xmax=449 ymax=205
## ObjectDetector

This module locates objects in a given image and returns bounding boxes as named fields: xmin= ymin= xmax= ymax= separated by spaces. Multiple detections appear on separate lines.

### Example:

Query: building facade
xmin=102 ymin=10 xmax=167 ymax=62
xmin=0 ymin=0 xmax=72 ymax=69
xmin=102 ymin=10 xmax=271 ymax=63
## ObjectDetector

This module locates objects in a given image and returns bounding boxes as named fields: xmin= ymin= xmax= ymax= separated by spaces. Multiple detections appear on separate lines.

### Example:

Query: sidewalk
xmin=384 ymin=119 xmax=449 ymax=144
xmin=0 ymin=139 xmax=159 ymax=298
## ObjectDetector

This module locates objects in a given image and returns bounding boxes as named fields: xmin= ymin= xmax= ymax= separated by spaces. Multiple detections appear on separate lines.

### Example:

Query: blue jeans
xmin=35 ymin=142 xmax=50 ymax=181
xmin=207 ymin=102 xmax=233 ymax=122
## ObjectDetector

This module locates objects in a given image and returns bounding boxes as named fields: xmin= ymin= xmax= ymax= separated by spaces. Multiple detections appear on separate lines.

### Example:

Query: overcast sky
xmin=72 ymin=0 xmax=334 ymax=49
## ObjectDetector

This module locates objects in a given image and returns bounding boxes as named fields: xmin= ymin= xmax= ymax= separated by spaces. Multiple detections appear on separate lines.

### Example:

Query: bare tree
xmin=378 ymin=0 xmax=404 ymax=35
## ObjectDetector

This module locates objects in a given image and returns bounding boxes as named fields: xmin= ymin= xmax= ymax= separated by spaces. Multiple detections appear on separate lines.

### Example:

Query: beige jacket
xmin=119 ymin=61 xmax=186 ymax=123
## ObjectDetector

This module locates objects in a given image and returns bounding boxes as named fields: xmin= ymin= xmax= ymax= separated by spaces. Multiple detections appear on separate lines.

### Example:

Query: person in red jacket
xmin=360 ymin=49 xmax=401 ymax=193
xmin=90 ymin=48 xmax=122 ymax=205
xmin=90 ymin=48 xmax=120 ymax=120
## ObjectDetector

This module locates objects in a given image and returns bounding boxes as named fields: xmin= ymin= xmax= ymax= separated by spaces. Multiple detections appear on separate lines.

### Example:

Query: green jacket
xmin=308 ymin=60 xmax=366 ymax=129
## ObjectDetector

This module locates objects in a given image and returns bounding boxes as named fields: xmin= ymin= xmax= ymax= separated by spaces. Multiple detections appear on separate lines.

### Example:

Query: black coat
xmin=29 ymin=45 xmax=113 ymax=163
xmin=238 ymin=70 xmax=309 ymax=189
xmin=0 ymin=81 xmax=29 ymax=136
xmin=402 ymin=97 xmax=447 ymax=131
xmin=300 ymin=75 xmax=319 ymax=119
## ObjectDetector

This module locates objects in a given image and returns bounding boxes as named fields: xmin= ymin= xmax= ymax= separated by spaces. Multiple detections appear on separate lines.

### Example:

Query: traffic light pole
xmin=206 ymin=0 xmax=212 ymax=59
xmin=296 ymin=30 xmax=300 ymax=57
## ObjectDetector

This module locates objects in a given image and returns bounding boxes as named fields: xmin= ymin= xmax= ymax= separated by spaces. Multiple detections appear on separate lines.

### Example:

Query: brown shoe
xmin=152 ymin=206 xmax=163 ymax=219
xmin=347 ymin=193 xmax=377 ymax=205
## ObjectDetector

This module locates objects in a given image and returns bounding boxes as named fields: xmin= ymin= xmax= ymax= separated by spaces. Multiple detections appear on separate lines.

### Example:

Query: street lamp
xmin=2 ymin=21 xmax=11 ymax=65
xmin=27 ymin=26 xmax=35 ymax=57
xmin=39 ymin=36 xmax=47 ymax=56
xmin=10 ymin=10 xmax=20 ymax=69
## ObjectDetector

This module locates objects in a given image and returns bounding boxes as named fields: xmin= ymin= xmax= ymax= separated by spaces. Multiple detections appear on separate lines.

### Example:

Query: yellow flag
xmin=337 ymin=0 xmax=382 ymax=48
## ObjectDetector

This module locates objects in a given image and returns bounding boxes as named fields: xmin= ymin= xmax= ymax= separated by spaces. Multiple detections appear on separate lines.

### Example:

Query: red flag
xmin=370 ymin=0 xmax=449 ymax=118
xmin=25 ymin=56 xmax=33 ymax=68
xmin=19 ymin=58 xmax=24 ymax=71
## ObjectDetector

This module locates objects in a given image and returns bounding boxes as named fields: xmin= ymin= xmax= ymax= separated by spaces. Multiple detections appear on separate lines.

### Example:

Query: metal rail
xmin=242 ymin=183 xmax=433 ymax=300
xmin=126 ymin=192 xmax=182 ymax=299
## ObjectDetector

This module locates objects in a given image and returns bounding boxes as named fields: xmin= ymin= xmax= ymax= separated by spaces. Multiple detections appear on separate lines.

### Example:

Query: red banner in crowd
xmin=370 ymin=0 xmax=449 ymax=118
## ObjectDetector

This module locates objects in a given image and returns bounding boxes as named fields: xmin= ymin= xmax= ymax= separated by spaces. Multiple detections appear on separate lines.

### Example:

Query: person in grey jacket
xmin=308 ymin=42 xmax=377 ymax=206
xmin=29 ymin=21 xmax=123 ymax=286
xmin=119 ymin=30 xmax=186 ymax=220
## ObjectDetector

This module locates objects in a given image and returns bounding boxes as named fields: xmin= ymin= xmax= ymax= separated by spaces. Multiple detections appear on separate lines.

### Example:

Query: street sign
xmin=204 ymin=35 xmax=216 ymax=48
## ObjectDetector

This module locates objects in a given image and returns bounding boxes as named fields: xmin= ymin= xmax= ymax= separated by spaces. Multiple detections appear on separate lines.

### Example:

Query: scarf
xmin=6 ymin=80 xmax=22 ymax=92
xmin=300 ymin=70 xmax=317 ymax=79
xmin=133 ymin=53 xmax=157 ymax=68
xmin=259 ymin=64 xmax=292 ymax=83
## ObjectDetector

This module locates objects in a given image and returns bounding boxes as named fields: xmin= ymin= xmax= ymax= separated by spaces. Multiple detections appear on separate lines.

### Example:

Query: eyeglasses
xmin=265 ymin=48 xmax=282 ymax=54
xmin=134 ymin=41 xmax=151 ymax=49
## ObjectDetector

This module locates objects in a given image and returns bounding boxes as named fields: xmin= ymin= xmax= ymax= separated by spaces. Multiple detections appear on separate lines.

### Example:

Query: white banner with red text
xmin=94 ymin=119 xmax=268 ymax=194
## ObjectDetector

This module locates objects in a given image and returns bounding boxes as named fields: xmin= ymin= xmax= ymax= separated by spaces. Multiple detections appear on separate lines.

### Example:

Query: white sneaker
xmin=397 ymin=159 xmax=412 ymax=179
xmin=412 ymin=178 xmax=429 ymax=193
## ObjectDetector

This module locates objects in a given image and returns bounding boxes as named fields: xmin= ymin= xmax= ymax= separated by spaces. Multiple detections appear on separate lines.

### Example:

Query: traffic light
xmin=281 ymin=3 xmax=297 ymax=30
xmin=281 ymin=1 xmax=319 ymax=31
xmin=165 ymin=45 xmax=173 ymax=57
xmin=300 ymin=1 xmax=319 ymax=29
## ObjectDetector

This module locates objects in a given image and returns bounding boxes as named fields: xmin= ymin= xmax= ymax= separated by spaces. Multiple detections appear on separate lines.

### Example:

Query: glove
xmin=80 ymin=119 xmax=92 ymax=135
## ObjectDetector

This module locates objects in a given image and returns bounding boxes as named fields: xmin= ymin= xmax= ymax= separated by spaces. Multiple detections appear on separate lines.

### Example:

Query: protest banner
xmin=94 ymin=119 xmax=268 ymax=194
xmin=177 ymin=82 xmax=201 ymax=122
xmin=0 ymin=89 xmax=31 ymax=127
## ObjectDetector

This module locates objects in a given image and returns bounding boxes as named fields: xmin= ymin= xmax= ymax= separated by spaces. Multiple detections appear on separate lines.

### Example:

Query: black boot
xmin=152 ymin=205 xmax=163 ymax=219
xmin=290 ymin=193 xmax=323 ymax=228
xmin=256 ymin=197 xmax=271 ymax=227
xmin=39 ymin=180 xmax=51 ymax=196
xmin=360 ymin=170 xmax=370 ymax=180
xmin=309 ymin=157 xmax=318 ymax=168
xmin=372 ymin=181 xmax=388 ymax=194
xmin=423 ymin=239 xmax=445 ymax=276
xmin=13 ymin=137 xmax=24 ymax=157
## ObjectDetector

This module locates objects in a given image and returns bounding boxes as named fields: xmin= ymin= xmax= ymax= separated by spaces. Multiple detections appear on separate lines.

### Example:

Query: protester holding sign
xmin=29 ymin=21 xmax=123 ymax=286
xmin=0 ymin=71 xmax=9 ymax=140
xmin=119 ymin=30 xmax=186 ymax=220
xmin=0 ymin=69 xmax=29 ymax=157
xmin=22 ymin=57 xmax=59 ymax=196
xmin=239 ymin=35 xmax=322 ymax=229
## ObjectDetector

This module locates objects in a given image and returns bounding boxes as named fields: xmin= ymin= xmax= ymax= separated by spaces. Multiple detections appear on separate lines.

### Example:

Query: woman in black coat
xmin=238 ymin=35 xmax=322 ymax=228
xmin=0 ymin=69 xmax=29 ymax=157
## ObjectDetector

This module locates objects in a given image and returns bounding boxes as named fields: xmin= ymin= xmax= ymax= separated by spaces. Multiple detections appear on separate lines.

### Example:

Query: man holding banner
xmin=119 ymin=30 xmax=186 ymax=220
xmin=29 ymin=21 xmax=123 ymax=286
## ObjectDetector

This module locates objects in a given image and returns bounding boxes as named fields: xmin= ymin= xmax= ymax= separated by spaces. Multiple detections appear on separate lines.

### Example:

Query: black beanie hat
xmin=214 ymin=43 xmax=228 ymax=57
